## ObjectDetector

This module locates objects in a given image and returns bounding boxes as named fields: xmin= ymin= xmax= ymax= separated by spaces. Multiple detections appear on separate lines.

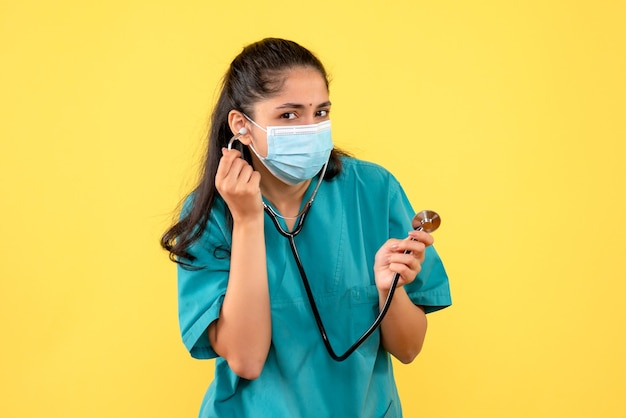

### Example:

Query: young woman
xmin=162 ymin=38 xmax=451 ymax=418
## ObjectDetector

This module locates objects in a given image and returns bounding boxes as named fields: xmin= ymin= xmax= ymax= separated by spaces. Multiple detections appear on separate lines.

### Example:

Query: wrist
xmin=375 ymin=272 xmax=404 ymax=292
xmin=378 ymin=285 xmax=406 ymax=305
xmin=232 ymin=214 xmax=265 ymax=232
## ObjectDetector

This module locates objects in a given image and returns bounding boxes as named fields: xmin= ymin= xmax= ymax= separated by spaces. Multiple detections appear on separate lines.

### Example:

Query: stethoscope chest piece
xmin=412 ymin=210 xmax=441 ymax=233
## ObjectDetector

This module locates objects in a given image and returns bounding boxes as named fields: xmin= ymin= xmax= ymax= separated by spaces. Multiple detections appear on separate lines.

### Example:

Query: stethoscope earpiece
xmin=227 ymin=127 xmax=248 ymax=150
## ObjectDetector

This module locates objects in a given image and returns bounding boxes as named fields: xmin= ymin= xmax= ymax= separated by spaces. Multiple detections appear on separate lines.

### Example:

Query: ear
xmin=228 ymin=110 xmax=252 ymax=145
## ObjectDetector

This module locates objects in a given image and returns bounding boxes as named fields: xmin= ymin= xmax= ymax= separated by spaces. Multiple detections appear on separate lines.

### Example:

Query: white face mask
xmin=244 ymin=115 xmax=334 ymax=185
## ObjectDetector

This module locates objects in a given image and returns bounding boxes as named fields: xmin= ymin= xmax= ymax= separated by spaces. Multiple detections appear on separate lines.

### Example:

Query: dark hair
xmin=161 ymin=38 xmax=349 ymax=265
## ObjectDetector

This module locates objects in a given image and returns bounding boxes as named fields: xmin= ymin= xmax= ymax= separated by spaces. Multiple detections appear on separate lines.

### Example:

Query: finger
xmin=220 ymin=155 xmax=252 ymax=188
xmin=248 ymin=170 xmax=261 ymax=188
xmin=408 ymin=230 xmax=434 ymax=246
xmin=231 ymin=164 xmax=258 ymax=192
xmin=395 ymin=239 xmax=427 ymax=257
xmin=389 ymin=251 xmax=422 ymax=269
xmin=216 ymin=148 xmax=242 ymax=179
xmin=388 ymin=258 xmax=421 ymax=283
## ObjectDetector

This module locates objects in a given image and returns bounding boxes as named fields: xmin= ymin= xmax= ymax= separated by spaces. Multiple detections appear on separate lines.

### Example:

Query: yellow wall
xmin=1 ymin=1 xmax=624 ymax=416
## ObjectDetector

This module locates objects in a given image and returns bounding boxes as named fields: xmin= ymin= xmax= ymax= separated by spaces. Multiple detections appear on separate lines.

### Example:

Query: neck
xmin=252 ymin=157 xmax=311 ymax=218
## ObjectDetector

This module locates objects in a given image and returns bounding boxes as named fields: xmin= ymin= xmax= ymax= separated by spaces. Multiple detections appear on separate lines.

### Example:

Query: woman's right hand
xmin=215 ymin=148 xmax=264 ymax=222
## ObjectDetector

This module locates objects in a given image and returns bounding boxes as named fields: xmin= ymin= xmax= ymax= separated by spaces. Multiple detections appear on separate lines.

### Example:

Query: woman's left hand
xmin=374 ymin=230 xmax=434 ymax=291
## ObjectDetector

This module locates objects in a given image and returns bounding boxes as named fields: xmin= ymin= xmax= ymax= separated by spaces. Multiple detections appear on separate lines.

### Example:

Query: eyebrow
xmin=275 ymin=101 xmax=332 ymax=110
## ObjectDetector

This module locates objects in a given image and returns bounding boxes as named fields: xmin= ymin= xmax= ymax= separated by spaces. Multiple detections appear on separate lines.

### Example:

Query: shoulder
xmin=336 ymin=156 xmax=402 ymax=190
xmin=339 ymin=156 xmax=388 ymax=173
xmin=181 ymin=191 xmax=228 ymax=221
xmin=180 ymin=191 xmax=230 ymax=249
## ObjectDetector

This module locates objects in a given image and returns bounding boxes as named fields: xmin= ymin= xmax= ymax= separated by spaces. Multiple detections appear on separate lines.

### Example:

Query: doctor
xmin=161 ymin=37 xmax=451 ymax=418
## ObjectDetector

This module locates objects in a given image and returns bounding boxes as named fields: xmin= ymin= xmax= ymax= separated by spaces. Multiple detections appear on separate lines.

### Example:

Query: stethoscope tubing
xmin=265 ymin=203 xmax=402 ymax=362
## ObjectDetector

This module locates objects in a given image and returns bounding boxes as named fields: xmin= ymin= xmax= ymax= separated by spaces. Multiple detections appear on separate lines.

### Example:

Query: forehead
xmin=261 ymin=67 xmax=329 ymax=105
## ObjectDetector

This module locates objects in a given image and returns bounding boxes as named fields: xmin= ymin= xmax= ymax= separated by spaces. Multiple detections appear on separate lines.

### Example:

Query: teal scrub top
xmin=177 ymin=157 xmax=452 ymax=418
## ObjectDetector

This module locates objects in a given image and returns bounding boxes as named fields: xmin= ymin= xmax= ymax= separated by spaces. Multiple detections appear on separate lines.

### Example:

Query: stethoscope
xmin=228 ymin=131 xmax=441 ymax=361
xmin=269 ymin=204 xmax=441 ymax=361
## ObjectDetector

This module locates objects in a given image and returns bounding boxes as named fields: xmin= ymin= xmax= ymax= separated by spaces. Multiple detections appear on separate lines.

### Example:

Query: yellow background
xmin=1 ymin=0 xmax=625 ymax=417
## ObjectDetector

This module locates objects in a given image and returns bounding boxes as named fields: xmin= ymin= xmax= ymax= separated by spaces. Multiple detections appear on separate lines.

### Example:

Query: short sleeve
xmin=177 ymin=198 xmax=232 ymax=359
xmin=405 ymin=246 xmax=452 ymax=313
xmin=387 ymin=180 xmax=452 ymax=314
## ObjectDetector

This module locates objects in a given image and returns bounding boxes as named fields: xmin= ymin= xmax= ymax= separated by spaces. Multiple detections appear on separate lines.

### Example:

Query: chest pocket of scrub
xmin=271 ymin=283 xmax=383 ymax=357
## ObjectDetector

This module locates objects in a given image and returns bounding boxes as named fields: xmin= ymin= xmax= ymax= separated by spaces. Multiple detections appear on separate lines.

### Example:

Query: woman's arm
xmin=208 ymin=148 xmax=271 ymax=380
xmin=378 ymin=287 xmax=428 ymax=363
xmin=375 ymin=230 xmax=433 ymax=363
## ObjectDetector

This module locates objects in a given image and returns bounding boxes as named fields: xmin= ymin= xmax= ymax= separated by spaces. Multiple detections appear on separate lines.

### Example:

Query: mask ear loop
xmin=227 ymin=127 xmax=248 ymax=151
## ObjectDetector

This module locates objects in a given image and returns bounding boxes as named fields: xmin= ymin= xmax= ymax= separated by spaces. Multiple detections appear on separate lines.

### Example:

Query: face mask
xmin=244 ymin=115 xmax=334 ymax=185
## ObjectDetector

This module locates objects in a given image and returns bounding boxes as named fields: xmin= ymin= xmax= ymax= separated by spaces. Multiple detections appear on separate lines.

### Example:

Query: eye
xmin=316 ymin=109 xmax=330 ymax=118
xmin=280 ymin=112 xmax=297 ymax=120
